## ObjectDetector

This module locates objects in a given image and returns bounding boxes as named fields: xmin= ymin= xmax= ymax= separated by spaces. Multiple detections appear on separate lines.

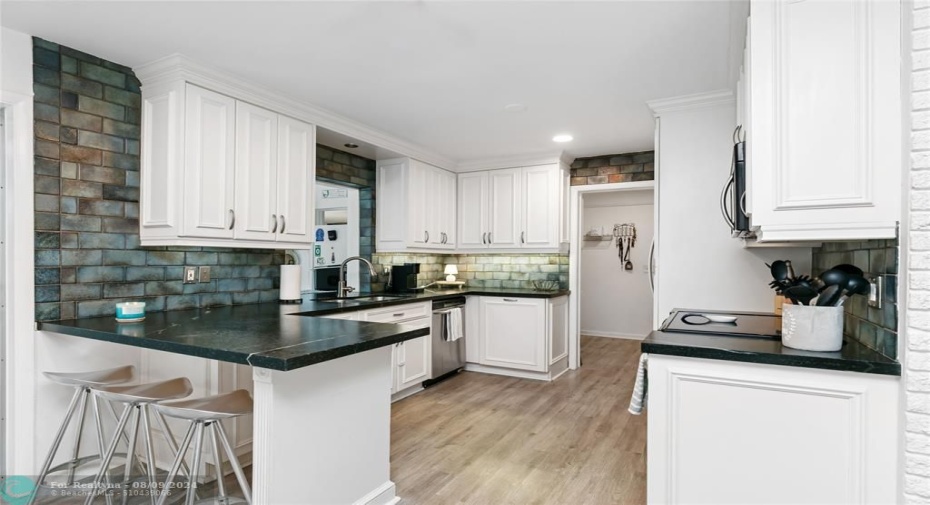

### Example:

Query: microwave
xmin=721 ymin=125 xmax=753 ymax=237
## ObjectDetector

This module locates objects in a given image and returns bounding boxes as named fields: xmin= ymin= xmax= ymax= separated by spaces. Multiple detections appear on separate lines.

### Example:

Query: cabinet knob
xmin=271 ymin=214 xmax=278 ymax=233
xmin=228 ymin=209 xmax=235 ymax=230
xmin=280 ymin=215 xmax=286 ymax=234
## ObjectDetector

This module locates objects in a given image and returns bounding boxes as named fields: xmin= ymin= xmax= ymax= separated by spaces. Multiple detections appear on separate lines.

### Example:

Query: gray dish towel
xmin=628 ymin=353 xmax=648 ymax=415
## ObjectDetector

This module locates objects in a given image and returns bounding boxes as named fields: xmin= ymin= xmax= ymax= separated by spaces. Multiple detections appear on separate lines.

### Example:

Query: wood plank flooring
xmin=391 ymin=336 xmax=646 ymax=505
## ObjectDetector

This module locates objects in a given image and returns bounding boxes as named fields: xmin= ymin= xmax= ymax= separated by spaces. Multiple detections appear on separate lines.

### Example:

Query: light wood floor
xmin=391 ymin=336 xmax=646 ymax=505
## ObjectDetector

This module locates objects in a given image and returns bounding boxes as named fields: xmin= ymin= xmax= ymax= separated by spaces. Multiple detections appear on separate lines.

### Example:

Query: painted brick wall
xmin=372 ymin=252 xmax=568 ymax=291
xmin=316 ymin=145 xmax=376 ymax=289
xmin=570 ymin=151 xmax=654 ymax=186
xmin=811 ymin=240 xmax=899 ymax=359
xmin=907 ymin=2 xmax=930 ymax=501
xmin=32 ymin=38 xmax=285 ymax=321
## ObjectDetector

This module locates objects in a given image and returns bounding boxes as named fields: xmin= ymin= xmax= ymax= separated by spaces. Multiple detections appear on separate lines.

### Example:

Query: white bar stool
xmin=153 ymin=389 xmax=253 ymax=505
xmin=30 ymin=365 xmax=135 ymax=504
xmin=83 ymin=377 xmax=194 ymax=505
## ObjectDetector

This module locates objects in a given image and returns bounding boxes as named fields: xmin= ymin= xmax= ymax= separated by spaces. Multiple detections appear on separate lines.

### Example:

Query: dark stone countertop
xmin=642 ymin=321 xmax=901 ymax=377
xmin=38 ymin=288 xmax=569 ymax=372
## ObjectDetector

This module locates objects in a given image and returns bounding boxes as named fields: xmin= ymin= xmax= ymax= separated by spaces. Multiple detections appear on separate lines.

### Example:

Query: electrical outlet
xmin=199 ymin=266 xmax=211 ymax=283
xmin=183 ymin=266 xmax=197 ymax=284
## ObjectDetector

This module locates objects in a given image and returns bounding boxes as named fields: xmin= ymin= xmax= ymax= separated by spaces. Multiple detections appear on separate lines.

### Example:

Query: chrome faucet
xmin=337 ymin=256 xmax=377 ymax=298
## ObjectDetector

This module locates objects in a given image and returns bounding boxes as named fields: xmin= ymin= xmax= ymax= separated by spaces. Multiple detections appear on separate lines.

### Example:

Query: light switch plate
xmin=199 ymin=266 xmax=211 ymax=283
xmin=183 ymin=266 xmax=197 ymax=284
xmin=868 ymin=275 xmax=883 ymax=309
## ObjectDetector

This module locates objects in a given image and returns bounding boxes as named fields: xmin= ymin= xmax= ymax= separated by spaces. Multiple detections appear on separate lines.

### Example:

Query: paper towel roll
xmin=280 ymin=265 xmax=302 ymax=302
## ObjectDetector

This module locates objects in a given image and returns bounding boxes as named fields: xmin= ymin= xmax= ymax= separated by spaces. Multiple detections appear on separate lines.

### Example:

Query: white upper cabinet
xmin=275 ymin=116 xmax=315 ymax=244
xmin=141 ymin=80 xmax=316 ymax=248
xmin=182 ymin=85 xmax=237 ymax=239
xmin=457 ymin=164 xmax=563 ymax=251
xmin=234 ymin=101 xmax=278 ymax=241
xmin=376 ymin=158 xmax=456 ymax=252
xmin=457 ymin=171 xmax=489 ymax=248
xmin=747 ymin=0 xmax=901 ymax=242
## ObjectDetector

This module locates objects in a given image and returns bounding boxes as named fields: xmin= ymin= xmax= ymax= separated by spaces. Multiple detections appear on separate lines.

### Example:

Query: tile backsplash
xmin=32 ymin=38 xmax=286 ymax=321
xmin=570 ymin=151 xmax=654 ymax=186
xmin=811 ymin=239 xmax=899 ymax=359
xmin=372 ymin=253 xmax=569 ymax=291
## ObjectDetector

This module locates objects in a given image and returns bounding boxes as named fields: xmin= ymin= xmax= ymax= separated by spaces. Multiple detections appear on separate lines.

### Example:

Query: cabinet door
xmin=182 ymin=84 xmax=236 ymax=238
xmin=479 ymin=297 xmax=546 ymax=371
xmin=376 ymin=159 xmax=408 ymax=251
xmin=457 ymin=172 xmax=489 ymax=248
xmin=438 ymin=169 xmax=457 ymax=248
xmin=487 ymin=169 xmax=521 ymax=248
xmin=424 ymin=166 xmax=444 ymax=247
xmin=234 ymin=102 xmax=278 ymax=241
xmin=749 ymin=0 xmax=901 ymax=241
xmin=396 ymin=335 xmax=431 ymax=391
xmin=275 ymin=116 xmax=315 ymax=244
xmin=521 ymin=164 xmax=560 ymax=248
xmin=407 ymin=161 xmax=429 ymax=246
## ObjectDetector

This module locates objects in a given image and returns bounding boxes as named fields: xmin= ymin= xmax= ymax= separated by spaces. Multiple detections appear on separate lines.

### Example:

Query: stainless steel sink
xmin=351 ymin=295 xmax=408 ymax=302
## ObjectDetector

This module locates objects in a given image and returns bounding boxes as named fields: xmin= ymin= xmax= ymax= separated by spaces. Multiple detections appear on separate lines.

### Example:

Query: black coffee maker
xmin=388 ymin=263 xmax=421 ymax=293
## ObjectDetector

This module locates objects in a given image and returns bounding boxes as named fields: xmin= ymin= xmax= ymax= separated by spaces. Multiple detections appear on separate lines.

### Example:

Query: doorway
xmin=295 ymin=181 xmax=361 ymax=294
xmin=568 ymin=181 xmax=656 ymax=369
xmin=579 ymin=190 xmax=655 ymax=340
xmin=0 ymin=107 xmax=6 ymax=479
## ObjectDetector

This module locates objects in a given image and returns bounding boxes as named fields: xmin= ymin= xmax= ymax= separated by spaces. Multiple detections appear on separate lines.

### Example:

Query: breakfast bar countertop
xmin=37 ymin=302 xmax=430 ymax=371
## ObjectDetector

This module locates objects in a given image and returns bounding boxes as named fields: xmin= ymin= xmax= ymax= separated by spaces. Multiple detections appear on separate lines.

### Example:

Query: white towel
xmin=628 ymin=353 xmax=648 ymax=415
xmin=445 ymin=307 xmax=464 ymax=342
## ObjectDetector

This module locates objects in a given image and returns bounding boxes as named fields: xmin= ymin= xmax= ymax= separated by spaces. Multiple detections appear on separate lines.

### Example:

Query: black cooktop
xmin=660 ymin=309 xmax=782 ymax=340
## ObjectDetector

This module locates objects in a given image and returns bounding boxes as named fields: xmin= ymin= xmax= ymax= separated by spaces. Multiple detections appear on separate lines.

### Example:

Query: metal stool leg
xmin=139 ymin=406 xmax=158 ymax=505
xmin=119 ymin=406 xmax=143 ymax=505
xmin=30 ymin=387 xmax=83 ymax=505
xmin=186 ymin=422 xmax=205 ymax=505
xmin=91 ymin=395 xmax=115 ymax=505
xmin=84 ymin=404 xmax=133 ymax=505
xmin=67 ymin=387 xmax=91 ymax=486
xmin=155 ymin=423 xmax=195 ymax=505
xmin=215 ymin=422 xmax=251 ymax=505
xmin=208 ymin=422 xmax=227 ymax=501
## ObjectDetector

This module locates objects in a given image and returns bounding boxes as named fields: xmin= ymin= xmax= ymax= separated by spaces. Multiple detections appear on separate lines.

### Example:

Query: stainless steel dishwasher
xmin=425 ymin=297 xmax=466 ymax=387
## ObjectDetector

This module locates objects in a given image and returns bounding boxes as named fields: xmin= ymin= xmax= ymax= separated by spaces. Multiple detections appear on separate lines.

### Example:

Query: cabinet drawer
xmin=361 ymin=302 xmax=430 ymax=323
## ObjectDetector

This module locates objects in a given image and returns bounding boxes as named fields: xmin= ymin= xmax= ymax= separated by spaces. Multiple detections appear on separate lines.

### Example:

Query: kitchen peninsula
xmin=39 ymin=301 xmax=431 ymax=505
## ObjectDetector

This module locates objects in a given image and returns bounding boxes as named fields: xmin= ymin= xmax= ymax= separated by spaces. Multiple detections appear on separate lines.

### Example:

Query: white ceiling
xmin=1 ymin=1 xmax=744 ymax=167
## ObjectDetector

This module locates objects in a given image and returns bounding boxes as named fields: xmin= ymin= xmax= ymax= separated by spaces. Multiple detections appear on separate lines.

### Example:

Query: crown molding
xmin=454 ymin=150 xmax=570 ymax=173
xmin=134 ymin=54 xmax=457 ymax=170
xmin=646 ymin=89 xmax=735 ymax=116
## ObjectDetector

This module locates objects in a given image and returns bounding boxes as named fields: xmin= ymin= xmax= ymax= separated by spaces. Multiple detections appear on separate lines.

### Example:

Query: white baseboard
xmin=354 ymin=480 xmax=398 ymax=505
xmin=581 ymin=330 xmax=648 ymax=340
xmin=464 ymin=363 xmax=555 ymax=381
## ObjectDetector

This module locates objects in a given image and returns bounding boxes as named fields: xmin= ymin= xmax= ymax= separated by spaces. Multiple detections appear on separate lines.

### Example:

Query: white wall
xmin=580 ymin=191 xmax=654 ymax=339
xmin=904 ymin=2 xmax=930 ymax=501
xmin=1 ymin=26 xmax=37 ymax=476
xmin=653 ymin=94 xmax=812 ymax=325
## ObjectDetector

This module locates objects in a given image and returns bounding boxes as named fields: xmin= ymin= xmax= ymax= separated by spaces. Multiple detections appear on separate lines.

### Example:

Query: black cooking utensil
xmin=785 ymin=285 xmax=818 ymax=306
xmin=769 ymin=260 xmax=789 ymax=283
xmin=833 ymin=264 xmax=865 ymax=276
xmin=819 ymin=269 xmax=849 ymax=292
xmin=816 ymin=284 xmax=843 ymax=307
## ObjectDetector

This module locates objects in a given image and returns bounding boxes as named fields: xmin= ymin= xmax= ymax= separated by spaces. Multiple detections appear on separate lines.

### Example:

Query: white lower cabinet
xmin=320 ymin=302 xmax=432 ymax=400
xmin=647 ymin=355 xmax=899 ymax=504
xmin=465 ymin=295 xmax=568 ymax=381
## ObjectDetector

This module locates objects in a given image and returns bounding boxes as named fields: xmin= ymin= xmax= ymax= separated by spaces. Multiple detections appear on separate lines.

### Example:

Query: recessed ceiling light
xmin=504 ymin=103 xmax=528 ymax=113
xmin=344 ymin=143 xmax=359 ymax=149
xmin=552 ymin=134 xmax=574 ymax=143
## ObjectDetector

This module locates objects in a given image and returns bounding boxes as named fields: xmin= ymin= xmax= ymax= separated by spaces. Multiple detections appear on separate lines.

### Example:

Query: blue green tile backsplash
xmin=811 ymin=239 xmax=899 ymax=359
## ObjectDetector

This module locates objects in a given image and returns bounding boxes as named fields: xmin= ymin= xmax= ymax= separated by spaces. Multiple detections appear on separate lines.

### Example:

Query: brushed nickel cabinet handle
xmin=280 ymin=215 xmax=286 ymax=234
xmin=488 ymin=232 xmax=493 ymax=244
xmin=482 ymin=232 xmax=487 ymax=244
xmin=228 ymin=209 xmax=235 ymax=230
xmin=393 ymin=313 xmax=405 ymax=317
xmin=425 ymin=231 xmax=429 ymax=243
xmin=521 ymin=231 xmax=525 ymax=244
xmin=503 ymin=298 xmax=518 ymax=302
xmin=271 ymin=214 xmax=278 ymax=233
